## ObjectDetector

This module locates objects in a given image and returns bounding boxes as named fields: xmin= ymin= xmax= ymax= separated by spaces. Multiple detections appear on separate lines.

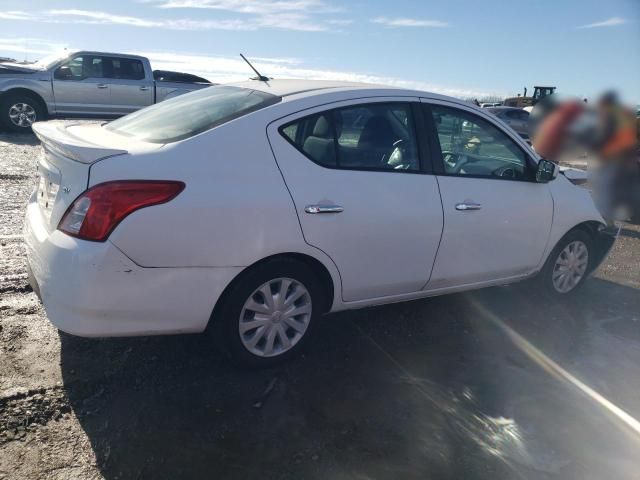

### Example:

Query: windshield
xmin=33 ymin=52 xmax=70 ymax=70
xmin=105 ymin=85 xmax=280 ymax=143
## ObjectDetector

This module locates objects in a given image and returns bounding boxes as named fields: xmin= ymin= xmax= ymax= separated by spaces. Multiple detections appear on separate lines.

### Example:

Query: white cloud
xmin=371 ymin=17 xmax=449 ymax=28
xmin=152 ymin=0 xmax=340 ymax=15
xmin=0 ymin=37 xmax=69 ymax=58
xmin=0 ymin=8 xmax=340 ymax=32
xmin=47 ymin=9 xmax=269 ymax=30
xmin=48 ymin=9 xmax=164 ymax=28
xmin=0 ymin=11 xmax=33 ymax=21
xmin=147 ymin=0 xmax=346 ymax=30
xmin=0 ymin=38 xmax=502 ymax=99
xmin=577 ymin=17 xmax=627 ymax=29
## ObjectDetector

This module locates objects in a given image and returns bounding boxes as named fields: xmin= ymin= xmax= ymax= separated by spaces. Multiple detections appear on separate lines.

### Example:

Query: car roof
xmin=226 ymin=78 xmax=459 ymax=103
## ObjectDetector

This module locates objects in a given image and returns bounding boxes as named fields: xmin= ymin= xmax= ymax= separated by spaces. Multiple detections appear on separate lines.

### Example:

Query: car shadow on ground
xmin=0 ymin=129 xmax=39 ymax=146
xmin=58 ymin=279 xmax=640 ymax=480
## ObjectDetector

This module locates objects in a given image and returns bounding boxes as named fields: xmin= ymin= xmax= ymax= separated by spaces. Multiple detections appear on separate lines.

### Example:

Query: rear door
xmin=52 ymin=55 xmax=111 ymax=114
xmin=421 ymin=99 xmax=553 ymax=289
xmin=102 ymin=56 xmax=154 ymax=114
xmin=267 ymin=98 xmax=444 ymax=302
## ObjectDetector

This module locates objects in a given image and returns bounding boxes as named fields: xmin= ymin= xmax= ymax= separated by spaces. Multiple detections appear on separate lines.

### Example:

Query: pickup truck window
xmin=106 ymin=58 xmax=145 ymax=80
xmin=66 ymin=56 xmax=85 ymax=79
xmin=105 ymin=85 xmax=281 ymax=143
xmin=57 ymin=55 xmax=105 ymax=79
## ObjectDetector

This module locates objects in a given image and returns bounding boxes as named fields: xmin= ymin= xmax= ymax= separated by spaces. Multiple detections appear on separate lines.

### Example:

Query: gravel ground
xmin=1 ymin=129 xmax=639 ymax=480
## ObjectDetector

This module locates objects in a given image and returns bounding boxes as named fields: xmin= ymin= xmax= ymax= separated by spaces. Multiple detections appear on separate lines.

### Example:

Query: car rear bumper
xmin=24 ymin=198 xmax=242 ymax=337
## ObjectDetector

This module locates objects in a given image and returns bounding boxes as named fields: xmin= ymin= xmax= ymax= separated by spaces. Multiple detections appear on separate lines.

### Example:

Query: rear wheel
xmin=211 ymin=259 xmax=326 ymax=368
xmin=0 ymin=94 xmax=46 ymax=132
xmin=538 ymin=229 xmax=593 ymax=295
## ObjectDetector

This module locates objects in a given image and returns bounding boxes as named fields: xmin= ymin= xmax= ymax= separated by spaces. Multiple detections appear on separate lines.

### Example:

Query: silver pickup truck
xmin=0 ymin=51 xmax=211 ymax=132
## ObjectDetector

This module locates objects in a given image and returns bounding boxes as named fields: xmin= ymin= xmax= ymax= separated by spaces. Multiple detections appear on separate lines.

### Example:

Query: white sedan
xmin=24 ymin=80 xmax=615 ymax=366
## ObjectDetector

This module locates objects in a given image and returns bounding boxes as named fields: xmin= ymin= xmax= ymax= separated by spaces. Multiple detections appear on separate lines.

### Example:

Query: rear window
xmin=105 ymin=85 xmax=280 ymax=143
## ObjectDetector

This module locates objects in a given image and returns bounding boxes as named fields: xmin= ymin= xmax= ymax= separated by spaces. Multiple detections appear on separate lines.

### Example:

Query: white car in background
xmin=24 ymin=80 xmax=615 ymax=366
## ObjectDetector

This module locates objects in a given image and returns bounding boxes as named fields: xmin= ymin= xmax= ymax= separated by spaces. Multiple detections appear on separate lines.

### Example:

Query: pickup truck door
xmin=102 ymin=56 xmax=154 ymax=115
xmin=52 ymin=55 xmax=111 ymax=115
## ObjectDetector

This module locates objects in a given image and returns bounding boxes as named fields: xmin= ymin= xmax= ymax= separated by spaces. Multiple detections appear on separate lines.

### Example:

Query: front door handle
xmin=455 ymin=202 xmax=482 ymax=211
xmin=97 ymin=84 xmax=108 ymax=89
xmin=140 ymin=86 xmax=150 ymax=91
xmin=304 ymin=204 xmax=344 ymax=214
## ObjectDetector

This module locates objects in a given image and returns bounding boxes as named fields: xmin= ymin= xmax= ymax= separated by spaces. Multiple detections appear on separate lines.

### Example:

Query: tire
xmin=210 ymin=258 xmax=327 ymax=368
xmin=0 ymin=94 xmax=46 ymax=133
xmin=538 ymin=229 xmax=593 ymax=296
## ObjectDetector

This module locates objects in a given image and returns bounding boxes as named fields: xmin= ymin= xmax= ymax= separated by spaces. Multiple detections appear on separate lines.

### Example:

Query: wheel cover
xmin=239 ymin=277 xmax=312 ymax=357
xmin=552 ymin=240 xmax=589 ymax=293
xmin=8 ymin=102 xmax=37 ymax=128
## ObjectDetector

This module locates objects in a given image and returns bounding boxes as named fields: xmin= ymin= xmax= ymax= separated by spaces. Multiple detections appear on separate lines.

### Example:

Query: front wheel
xmin=538 ymin=229 xmax=593 ymax=295
xmin=211 ymin=259 xmax=326 ymax=368
xmin=0 ymin=94 xmax=46 ymax=132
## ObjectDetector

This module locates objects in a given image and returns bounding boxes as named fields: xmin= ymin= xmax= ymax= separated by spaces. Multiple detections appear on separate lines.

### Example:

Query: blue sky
xmin=1 ymin=0 xmax=638 ymax=102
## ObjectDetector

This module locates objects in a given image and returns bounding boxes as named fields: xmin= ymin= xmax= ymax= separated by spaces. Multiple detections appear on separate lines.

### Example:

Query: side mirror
xmin=54 ymin=65 xmax=73 ymax=80
xmin=535 ymin=158 xmax=558 ymax=183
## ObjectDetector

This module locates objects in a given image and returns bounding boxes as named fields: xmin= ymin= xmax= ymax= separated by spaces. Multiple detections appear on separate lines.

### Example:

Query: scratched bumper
xmin=23 ymin=198 xmax=238 ymax=337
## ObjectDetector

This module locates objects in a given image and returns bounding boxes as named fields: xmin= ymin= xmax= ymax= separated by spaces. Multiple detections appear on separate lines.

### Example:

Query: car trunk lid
xmin=31 ymin=120 xmax=160 ymax=231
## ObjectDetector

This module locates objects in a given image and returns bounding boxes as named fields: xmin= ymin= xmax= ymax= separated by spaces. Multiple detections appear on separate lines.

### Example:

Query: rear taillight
xmin=58 ymin=180 xmax=185 ymax=242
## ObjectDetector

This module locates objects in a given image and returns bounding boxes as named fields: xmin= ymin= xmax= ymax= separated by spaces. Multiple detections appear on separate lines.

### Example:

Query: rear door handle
xmin=304 ymin=204 xmax=344 ymax=214
xmin=97 ymin=84 xmax=108 ymax=89
xmin=140 ymin=86 xmax=150 ymax=91
xmin=455 ymin=202 xmax=482 ymax=211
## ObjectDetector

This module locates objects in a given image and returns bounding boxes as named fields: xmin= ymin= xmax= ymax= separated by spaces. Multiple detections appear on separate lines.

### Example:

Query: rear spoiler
xmin=32 ymin=121 xmax=128 ymax=164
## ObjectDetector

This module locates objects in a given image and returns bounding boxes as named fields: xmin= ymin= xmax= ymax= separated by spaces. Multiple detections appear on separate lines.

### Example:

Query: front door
xmin=52 ymin=55 xmax=111 ymax=115
xmin=422 ymin=100 xmax=553 ymax=289
xmin=267 ymin=98 xmax=444 ymax=302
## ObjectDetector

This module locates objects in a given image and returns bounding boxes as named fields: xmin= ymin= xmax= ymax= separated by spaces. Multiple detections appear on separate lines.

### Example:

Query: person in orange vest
xmin=591 ymin=92 xmax=639 ymax=222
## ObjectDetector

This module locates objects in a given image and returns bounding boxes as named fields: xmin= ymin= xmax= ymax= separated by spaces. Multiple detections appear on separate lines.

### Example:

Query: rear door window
xmin=105 ymin=58 xmax=146 ymax=80
xmin=280 ymin=102 xmax=420 ymax=172
xmin=83 ymin=56 xmax=105 ymax=79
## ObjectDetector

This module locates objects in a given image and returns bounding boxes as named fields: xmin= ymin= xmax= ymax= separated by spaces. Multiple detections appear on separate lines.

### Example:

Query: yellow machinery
xmin=504 ymin=86 xmax=556 ymax=108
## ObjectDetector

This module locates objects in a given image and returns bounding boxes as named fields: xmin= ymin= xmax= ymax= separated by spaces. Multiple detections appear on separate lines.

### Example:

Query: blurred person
xmin=591 ymin=92 xmax=639 ymax=222
xmin=531 ymin=98 xmax=585 ymax=160
xmin=532 ymin=92 xmax=638 ymax=223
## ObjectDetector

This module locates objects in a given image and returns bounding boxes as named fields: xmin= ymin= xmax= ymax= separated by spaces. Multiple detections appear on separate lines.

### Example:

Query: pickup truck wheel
xmin=0 ymin=94 xmax=46 ymax=133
